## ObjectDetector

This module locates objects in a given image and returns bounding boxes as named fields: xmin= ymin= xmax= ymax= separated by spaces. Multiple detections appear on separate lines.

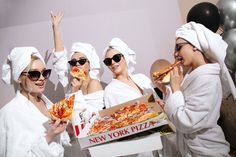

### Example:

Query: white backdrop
xmin=0 ymin=0 xmax=182 ymax=107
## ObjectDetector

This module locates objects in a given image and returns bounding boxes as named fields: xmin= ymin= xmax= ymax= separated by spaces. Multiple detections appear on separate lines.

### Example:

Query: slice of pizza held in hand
xmin=49 ymin=94 xmax=75 ymax=121
xmin=70 ymin=67 xmax=87 ymax=80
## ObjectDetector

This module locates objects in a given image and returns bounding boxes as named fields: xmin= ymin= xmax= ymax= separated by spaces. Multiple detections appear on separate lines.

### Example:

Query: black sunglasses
xmin=175 ymin=42 xmax=189 ymax=52
xmin=21 ymin=69 xmax=51 ymax=81
xmin=103 ymin=54 xmax=123 ymax=66
xmin=68 ymin=58 xmax=88 ymax=66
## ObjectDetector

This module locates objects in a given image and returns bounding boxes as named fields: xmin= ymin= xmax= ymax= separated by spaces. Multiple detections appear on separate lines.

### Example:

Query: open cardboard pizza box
xmin=77 ymin=94 xmax=175 ymax=149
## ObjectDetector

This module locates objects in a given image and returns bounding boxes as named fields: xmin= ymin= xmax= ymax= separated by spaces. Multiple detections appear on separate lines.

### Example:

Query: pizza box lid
xmin=77 ymin=94 xmax=174 ymax=149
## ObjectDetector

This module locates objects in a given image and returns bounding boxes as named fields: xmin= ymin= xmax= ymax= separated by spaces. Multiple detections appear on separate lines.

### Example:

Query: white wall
xmin=0 ymin=0 xmax=183 ymax=107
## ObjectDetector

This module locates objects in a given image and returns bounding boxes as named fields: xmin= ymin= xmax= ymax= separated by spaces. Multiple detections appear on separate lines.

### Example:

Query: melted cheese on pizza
xmin=49 ymin=94 xmax=75 ymax=121
xmin=70 ymin=67 xmax=86 ymax=80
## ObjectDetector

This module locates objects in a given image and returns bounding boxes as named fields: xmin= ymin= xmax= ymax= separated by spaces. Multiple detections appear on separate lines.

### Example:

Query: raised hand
xmin=50 ymin=11 xmax=64 ymax=52
xmin=50 ymin=11 xmax=64 ymax=27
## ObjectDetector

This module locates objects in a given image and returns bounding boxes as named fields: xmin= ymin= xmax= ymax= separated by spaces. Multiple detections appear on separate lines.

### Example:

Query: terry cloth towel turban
xmin=176 ymin=21 xmax=236 ymax=100
xmin=2 ymin=47 xmax=45 ymax=85
xmin=70 ymin=42 xmax=103 ymax=81
xmin=104 ymin=38 xmax=136 ymax=74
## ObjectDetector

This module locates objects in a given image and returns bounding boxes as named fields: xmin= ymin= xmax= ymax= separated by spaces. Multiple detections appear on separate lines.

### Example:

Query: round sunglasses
xmin=68 ymin=58 xmax=88 ymax=66
xmin=21 ymin=69 xmax=51 ymax=81
xmin=103 ymin=53 xmax=123 ymax=66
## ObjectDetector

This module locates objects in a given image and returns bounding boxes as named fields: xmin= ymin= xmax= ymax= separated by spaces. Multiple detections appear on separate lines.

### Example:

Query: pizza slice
xmin=135 ymin=112 xmax=159 ymax=123
xmin=70 ymin=67 xmax=87 ymax=80
xmin=152 ymin=60 xmax=181 ymax=81
xmin=49 ymin=94 xmax=75 ymax=121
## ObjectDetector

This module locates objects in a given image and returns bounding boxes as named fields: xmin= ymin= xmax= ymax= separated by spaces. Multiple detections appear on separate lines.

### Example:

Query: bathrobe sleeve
xmin=0 ymin=110 xmax=64 ymax=157
xmin=164 ymin=75 xmax=221 ymax=134
xmin=52 ymin=49 xmax=69 ymax=88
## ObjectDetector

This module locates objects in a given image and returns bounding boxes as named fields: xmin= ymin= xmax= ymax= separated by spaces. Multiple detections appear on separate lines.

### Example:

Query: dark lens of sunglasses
xmin=103 ymin=58 xmax=112 ymax=66
xmin=68 ymin=60 xmax=77 ymax=66
xmin=28 ymin=71 xmax=41 ymax=81
xmin=78 ymin=59 xmax=87 ymax=65
xmin=42 ymin=69 xmax=51 ymax=79
xmin=175 ymin=45 xmax=180 ymax=52
xmin=178 ymin=45 xmax=182 ymax=51
xmin=103 ymin=54 xmax=122 ymax=66
xmin=113 ymin=54 xmax=122 ymax=62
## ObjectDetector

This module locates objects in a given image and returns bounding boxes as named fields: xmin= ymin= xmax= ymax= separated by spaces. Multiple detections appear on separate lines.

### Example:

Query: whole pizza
xmin=88 ymin=101 xmax=159 ymax=135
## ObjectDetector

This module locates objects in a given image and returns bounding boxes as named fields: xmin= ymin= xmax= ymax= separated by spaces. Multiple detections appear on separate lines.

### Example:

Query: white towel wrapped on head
xmin=2 ymin=47 xmax=44 ymax=85
xmin=176 ymin=21 xmax=236 ymax=100
xmin=104 ymin=38 xmax=136 ymax=74
xmin=70 ymin=42 xmax=103 ymax=81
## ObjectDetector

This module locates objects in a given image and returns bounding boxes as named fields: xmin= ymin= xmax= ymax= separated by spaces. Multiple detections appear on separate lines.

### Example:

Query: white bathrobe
xmin=52 ymin=50 xmax=104 ymax=111
xmin=0 ymin=91 xmax=64 ymax=157
xmin=104 ymin=73 xmax=155 ymax=108
xmin=165 ymin=63 xmax=230 ymax=157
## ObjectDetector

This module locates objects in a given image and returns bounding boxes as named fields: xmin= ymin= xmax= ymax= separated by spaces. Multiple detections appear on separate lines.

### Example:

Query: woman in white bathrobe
xmin=0 ymin=47 xmax=68 ymax=157
xmin=103 ymin=38 xmax=155 ymax=108
xmin=155 ymin=22 xmax=236 ymax=157
xmin=103 ymin=38 xmax=158 ymax=157
xmin=51 ymin=11 xmax=104 ymax=111
xmin=51 ymin=11 xmax=104 ymax=157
